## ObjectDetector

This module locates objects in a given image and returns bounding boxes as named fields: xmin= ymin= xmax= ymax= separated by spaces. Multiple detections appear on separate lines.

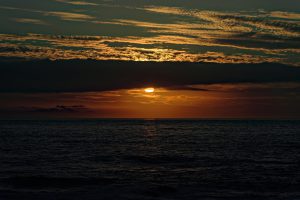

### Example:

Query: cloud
xmin=54 ymin=0 xmax=98 ymax=6
xmin=0 ymin=34 xmax=287 ymax=64
xmin=143 ymin=6 xmax=300 ymax=40
xmin=192 ymin=82 xmax=300 ymax=95
xmin=166 ymin=86 xmax=210 ymax=92
xmin=0 ymin=104 xmax=94 ymax=118
xmin=0 ymin=5 xmax=95 ymax=22
xmin=30 ymin=105 xmax=88 ymax=113
xmin=94 ymin=8 xmax=300 ymax=60
xmin=45 ymin=11 xmax=94 ymax=21
xmin=0 ymin=59 xmax=299 ymax=93
xmin=0 ymin=5 xmax=299 ymax=65
xmin=12 ymin=18 xmax=47 ymax=25
xmin=0 ymin=43 xmax=282 ymax=63
xmin=270 ymin=11 xmax=300 ymax=20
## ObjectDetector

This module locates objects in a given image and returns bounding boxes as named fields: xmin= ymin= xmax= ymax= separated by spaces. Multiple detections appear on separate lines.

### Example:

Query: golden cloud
xmin=46 ymin=11 xmax=95 ymax=21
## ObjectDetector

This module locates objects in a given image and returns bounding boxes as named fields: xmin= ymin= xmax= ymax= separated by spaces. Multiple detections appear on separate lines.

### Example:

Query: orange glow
xmin=144 ymin=87 xmax=155 ymax=93
xmin=8 ymin=83 xmax=295 ymax=119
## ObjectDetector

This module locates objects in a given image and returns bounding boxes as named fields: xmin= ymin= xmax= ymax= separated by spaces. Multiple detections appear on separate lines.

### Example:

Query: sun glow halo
xmin=144 ymin=87 xmax=155 ymax=93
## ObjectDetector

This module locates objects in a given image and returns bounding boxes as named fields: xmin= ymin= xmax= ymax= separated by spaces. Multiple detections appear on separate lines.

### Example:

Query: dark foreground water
xmin=0 ymin=120 xmax=299 ymax=200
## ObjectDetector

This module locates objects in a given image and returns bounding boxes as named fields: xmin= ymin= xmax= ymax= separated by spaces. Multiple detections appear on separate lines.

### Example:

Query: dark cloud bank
xmin=1 ymin=59 xmax=300 ymax=93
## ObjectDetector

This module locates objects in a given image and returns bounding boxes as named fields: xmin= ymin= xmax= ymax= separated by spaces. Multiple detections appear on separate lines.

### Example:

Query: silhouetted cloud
xmin=30 ymin=105 xmax=88 ymax=113
xmin=0 ymin=59 xmax=299 ymax=93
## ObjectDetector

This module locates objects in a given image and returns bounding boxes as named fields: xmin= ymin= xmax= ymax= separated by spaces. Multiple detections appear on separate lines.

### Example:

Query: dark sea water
xmin=0 ymin=120 xmax=299 ymax=200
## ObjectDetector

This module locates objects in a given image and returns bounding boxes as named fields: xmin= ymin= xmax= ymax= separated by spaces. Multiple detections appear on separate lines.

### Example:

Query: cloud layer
xmin=0 ymin=59 xmax=299 ymax=93
xmin=0 ymin=3 xmax=299 ymax=64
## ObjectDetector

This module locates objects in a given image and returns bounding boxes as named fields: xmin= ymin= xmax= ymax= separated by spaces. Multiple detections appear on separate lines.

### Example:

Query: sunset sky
xmin=0 ymin=0 xmax=300 ymax=119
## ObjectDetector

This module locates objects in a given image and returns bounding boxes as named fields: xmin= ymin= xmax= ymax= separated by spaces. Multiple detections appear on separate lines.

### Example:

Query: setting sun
xmin=144 ymin=87 xmax=155 ymax=93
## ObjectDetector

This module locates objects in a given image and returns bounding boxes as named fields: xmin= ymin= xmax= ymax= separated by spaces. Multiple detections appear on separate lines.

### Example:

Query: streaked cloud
xmin=0 ymin=4 xmax=299 ymax=65
xmin=45 ymin=11 xmax=94 ymax=21
xmin=143 ymin=6 xmax=300 ymax=37
xmin=12 ymin=18 xmax=47 ymax=25
xmin=0 ymin=33 xmax=288 ymax=63
xmin=54 ymin=0 xmax=98 ymax=6
xmin=270 ymin=11 xmax=300 ymax=20
xmin=0 ymin=5 xmax=95 ymax=22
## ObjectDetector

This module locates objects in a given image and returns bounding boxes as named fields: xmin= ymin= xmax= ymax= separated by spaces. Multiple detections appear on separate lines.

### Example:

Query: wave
xmin=0 ymin=176 xmax=116 ymax=190
xmin=123 ymin=155 xmax=197 ymax=165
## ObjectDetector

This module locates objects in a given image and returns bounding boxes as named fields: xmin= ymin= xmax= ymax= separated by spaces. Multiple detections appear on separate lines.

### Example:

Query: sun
xmin=144 ymin=87 xmax=155 ymax=93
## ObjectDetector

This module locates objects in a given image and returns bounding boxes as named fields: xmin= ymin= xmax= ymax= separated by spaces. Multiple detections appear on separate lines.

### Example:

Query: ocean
xmin=0 ymin=120 xmax=299 ymax=200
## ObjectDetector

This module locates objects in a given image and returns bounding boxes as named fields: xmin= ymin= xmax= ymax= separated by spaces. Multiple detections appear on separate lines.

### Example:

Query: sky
xmin=0 ymin=0 xmax=300 ymax=119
